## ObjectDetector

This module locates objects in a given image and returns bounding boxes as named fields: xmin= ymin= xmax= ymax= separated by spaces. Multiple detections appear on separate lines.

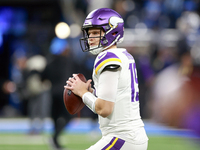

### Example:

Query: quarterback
xmin=65 ymin=8 xmax=148 ymax=150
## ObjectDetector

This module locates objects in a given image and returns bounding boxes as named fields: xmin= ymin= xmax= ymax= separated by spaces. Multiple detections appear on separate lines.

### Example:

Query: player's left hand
xmin=65 ymin=74 xmax=92 ymax=97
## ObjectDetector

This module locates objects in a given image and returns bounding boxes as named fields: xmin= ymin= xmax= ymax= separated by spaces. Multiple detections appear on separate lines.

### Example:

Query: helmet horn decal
xmin=109 ymin=16 xmax=124 ymax=28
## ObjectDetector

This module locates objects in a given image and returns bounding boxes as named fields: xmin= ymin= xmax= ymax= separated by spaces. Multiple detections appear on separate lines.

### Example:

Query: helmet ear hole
xmin=112 ymin=32 xmax=118 ymax=36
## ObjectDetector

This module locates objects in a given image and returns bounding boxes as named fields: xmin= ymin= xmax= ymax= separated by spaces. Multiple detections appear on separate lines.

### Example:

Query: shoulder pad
xmin=94 ymin=51 xmax=122 ymax=75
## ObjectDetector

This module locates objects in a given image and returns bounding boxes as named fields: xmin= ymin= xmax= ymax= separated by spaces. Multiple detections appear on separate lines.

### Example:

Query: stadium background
xmin=0 ymin=0 xmax=200 ymax=149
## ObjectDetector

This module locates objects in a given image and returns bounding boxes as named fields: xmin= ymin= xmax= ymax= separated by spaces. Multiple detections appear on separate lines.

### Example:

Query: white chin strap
xmin=89 ymin=35 xmax=121 ymax=55
xmin=89 ymin=45 xmax=104 ymax=55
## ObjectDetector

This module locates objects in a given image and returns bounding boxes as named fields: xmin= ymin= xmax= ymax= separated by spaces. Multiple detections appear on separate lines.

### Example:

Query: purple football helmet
xmin=80 ymin=8 xmax=124 ymax=55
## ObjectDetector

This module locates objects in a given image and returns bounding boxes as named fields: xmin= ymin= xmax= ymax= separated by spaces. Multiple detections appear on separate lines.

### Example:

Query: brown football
xmin=63 ymin=73 xmax=86 ymax=115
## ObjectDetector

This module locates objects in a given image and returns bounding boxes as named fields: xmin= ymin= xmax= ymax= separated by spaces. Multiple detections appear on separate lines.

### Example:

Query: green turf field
xmin=0 ymin=133 xmax=199 ymax=150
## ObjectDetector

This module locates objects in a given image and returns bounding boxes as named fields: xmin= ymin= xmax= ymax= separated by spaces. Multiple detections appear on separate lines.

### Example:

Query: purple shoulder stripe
xmin=95 ymin=52 xmax=119 ymax=70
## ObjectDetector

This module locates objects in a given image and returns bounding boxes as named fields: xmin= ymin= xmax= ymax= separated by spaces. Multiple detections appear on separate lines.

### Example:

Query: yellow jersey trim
xmin=95 ymin=58 xmax=121 ymax=74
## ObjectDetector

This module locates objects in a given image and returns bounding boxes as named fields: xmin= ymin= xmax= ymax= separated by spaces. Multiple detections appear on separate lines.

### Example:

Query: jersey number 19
xmin=129 ymin=62 xmax=139 ymax=102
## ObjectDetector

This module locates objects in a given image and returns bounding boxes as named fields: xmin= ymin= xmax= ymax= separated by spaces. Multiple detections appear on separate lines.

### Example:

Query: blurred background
xmin=0 ymin=0 xmax=200 ymax=150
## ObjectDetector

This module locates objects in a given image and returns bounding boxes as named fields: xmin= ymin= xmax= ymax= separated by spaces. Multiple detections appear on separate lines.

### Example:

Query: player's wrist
xmin=79 ymin=90 xmax=89 ymax=98
xmin=88 ymin=87 xmax=93 ymax=93
xmin=82 ymin=92 xmax=97 ymax=113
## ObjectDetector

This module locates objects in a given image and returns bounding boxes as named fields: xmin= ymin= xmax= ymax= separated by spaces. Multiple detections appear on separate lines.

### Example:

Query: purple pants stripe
xmin=101 ymin=137 xmax=125 ymax=150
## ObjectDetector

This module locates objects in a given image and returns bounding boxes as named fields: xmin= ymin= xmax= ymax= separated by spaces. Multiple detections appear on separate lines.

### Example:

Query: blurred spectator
xmin=41 ymin=37 xmax=77 ymax=150
xmin=182 ymin=62 xmax=200 ymax=137
xmin=148 ymin=37 xmax=200 ymax=137
xmin=10 ymin=48 xmax=28 ymax=116
xmin=25 ymin=54 xmax=50 ymax=134
xmin=183 ymin=38 xmax=200 ymax=137
xmin=11 ymin=48 xmax=50 ymax=133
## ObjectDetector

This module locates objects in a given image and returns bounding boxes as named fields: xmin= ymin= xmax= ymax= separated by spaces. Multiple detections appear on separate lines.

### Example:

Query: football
xmin=63 ymin=73 xmax=86 ymax=115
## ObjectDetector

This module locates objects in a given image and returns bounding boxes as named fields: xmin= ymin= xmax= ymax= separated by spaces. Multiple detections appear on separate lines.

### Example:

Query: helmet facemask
xmin=80 ymin=28 xmax=106 ymax=55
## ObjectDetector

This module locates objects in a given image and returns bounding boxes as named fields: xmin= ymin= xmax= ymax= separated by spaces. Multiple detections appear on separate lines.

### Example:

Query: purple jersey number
xmin=129 ymin=62 xmax=139 ymax=102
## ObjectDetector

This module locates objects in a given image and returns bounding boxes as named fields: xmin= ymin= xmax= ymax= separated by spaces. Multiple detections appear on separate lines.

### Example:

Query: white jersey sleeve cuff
xmin=82 ymin=92 xmax=97 ymax=114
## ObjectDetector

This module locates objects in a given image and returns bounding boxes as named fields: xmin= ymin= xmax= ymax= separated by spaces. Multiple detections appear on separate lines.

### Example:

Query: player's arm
xmin=82 ymin=65 xmax=120 ymax=118
xmin=95 ymin=65 xmax=120 ymax=117
xmin=95 ymin=98 xmax=114 ymax=118
xmin=88 ymin=65 xmax=120 ymax=96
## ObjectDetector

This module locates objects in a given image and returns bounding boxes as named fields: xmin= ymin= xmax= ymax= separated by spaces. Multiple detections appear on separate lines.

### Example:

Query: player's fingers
xmin=72 ymin=74 xmax=78 ymax=80
xmin=66 ymin=78 xmax=72 ymax=84
xmin=86 ymin=79 xmax=92 ymax=85
xmin=64 ymin=85 xmax=69 ymax=89
xmin=66 ymin=81 xmax=72 ymax=86
xmin=89 ymin=83 xmax=91 ymax=88
xmin=87 ymin=80 xmax=93 ymax=91
xmin=68 ymin=77 xmax=75 ymax=83
xmin=64 ymin=84 xmax=72 ymax=90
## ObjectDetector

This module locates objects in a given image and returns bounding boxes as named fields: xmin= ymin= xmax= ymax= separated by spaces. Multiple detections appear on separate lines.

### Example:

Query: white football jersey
xmin=92 ymin=48 xmax=147 ymax=144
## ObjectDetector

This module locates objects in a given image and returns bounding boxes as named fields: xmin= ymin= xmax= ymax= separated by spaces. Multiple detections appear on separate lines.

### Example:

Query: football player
xmin=65 ymin=8 xmax=148 ymax=150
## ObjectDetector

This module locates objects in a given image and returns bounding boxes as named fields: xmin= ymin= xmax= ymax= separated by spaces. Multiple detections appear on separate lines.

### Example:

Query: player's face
xmin=88 ymin=28 xmax=104 ymax=48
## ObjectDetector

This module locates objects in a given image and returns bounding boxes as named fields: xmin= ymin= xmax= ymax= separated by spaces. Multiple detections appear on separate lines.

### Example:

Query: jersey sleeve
xmin=94 ymin=51 xmax=122 ymax=75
